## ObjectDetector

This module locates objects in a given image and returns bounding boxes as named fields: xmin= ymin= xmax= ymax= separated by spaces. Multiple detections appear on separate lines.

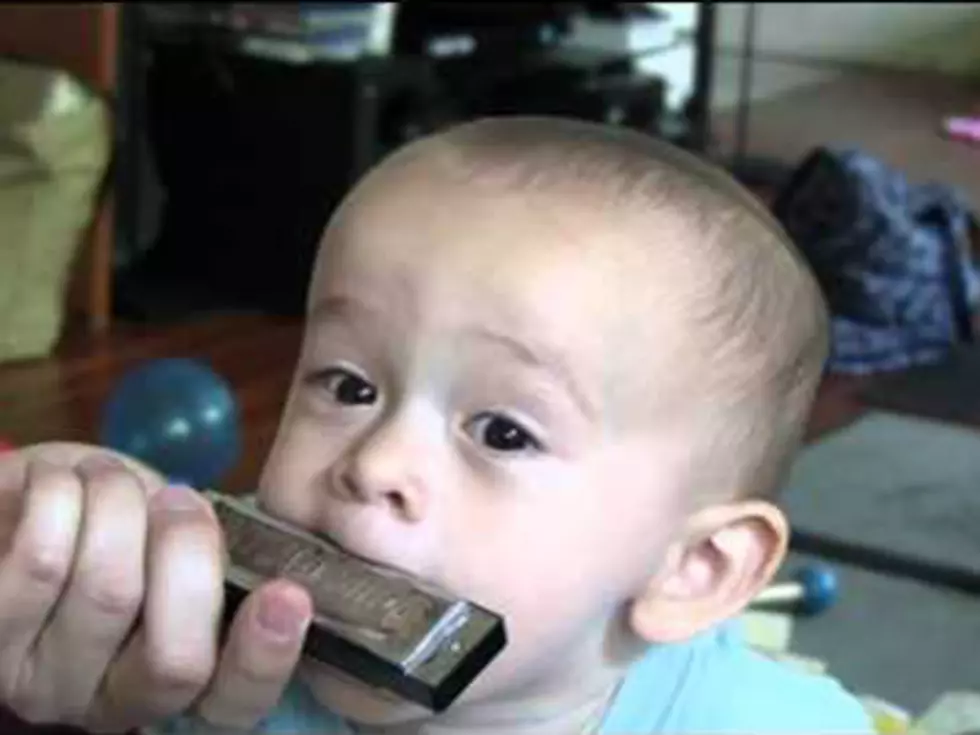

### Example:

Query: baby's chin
xmin=299 ymin=658 xmax=435 ymax=727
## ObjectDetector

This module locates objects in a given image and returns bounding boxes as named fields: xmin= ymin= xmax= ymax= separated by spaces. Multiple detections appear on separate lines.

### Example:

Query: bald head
xmin=345 ymin=117 xmax=829 ymax=500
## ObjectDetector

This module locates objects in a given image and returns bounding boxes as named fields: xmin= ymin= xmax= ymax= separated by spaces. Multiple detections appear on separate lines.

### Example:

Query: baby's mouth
xmin=309 ymin=523 xmax=430 ymax=586
xmin=312 ymin=526 xmax=381 ymax=567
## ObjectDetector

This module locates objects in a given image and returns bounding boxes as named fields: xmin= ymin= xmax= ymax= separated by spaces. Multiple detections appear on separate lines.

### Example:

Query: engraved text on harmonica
xmin=215 ymin=503 xmax=451 ymax=645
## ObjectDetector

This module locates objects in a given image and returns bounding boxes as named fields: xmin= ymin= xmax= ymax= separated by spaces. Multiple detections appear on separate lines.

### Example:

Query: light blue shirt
xmin=148 ymin=623 xmax=872 ymax=734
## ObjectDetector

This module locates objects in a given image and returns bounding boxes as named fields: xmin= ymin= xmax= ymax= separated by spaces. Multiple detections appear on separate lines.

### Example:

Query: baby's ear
xmin=629 ymin=500 xmax=788 ymax=644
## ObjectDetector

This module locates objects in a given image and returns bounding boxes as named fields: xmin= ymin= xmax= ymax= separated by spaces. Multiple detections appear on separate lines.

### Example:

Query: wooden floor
xmin=0 ymin=314 xmax=303 ymax=494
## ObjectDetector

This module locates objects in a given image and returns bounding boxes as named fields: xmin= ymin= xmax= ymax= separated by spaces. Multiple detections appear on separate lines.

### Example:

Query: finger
xmin=0 ymin=460 xmax=84 ymax=713
xmin=90 ymin=486 xmax=224 ymax=730
xmin=0 ymin=450 xmax=30 ymax=554
xmin=29 ymin=457 xmax=148 ymax=721
xmin=195 ymin=580 xmax=312 ymax=729
xmin=0 ymin=445 xmax=165 ymax=547
xmin=23 ymin=442 xmax=168 ymax=493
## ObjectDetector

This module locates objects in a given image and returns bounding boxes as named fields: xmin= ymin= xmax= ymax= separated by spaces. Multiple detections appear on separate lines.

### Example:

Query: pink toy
xmin=942 ymin=115 xmax=980 ymax=145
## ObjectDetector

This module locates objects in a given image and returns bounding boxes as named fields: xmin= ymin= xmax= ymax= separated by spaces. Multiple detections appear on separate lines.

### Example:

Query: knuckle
xmin=147 ymin=650 xmax=214 ymax=695
xmin=96 ymin=464 xmax=143 ymax=492
xmin=76 ymin=576 xmax=143 ymax=619
xmin=20 ymin=542 xmax=73 ymax=589
xmin=32 ymin=462 xmax=80 ymax=490
xmin=29 ymin=464 xmax=83 ymax=505
xmin=86 ymin=466 xmax=145 ymax=507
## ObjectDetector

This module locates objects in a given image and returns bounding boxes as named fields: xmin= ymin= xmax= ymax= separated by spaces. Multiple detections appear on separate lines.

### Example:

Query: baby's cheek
xmin=447 ymin=529 xmax=623 ymax=700
xmin=259 ymin=415 xmax=334 ymax=511
xmin=454 ymin=578 xmax=616 ymax=705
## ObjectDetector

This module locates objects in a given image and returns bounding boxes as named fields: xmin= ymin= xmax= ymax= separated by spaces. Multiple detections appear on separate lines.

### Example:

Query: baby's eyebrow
xmin=308 ymin=295 xmax=598 ymax=419
xmin=464 ymin=326 xmax=597 ymax=420
xmin=309 ymin=294 xmax=384 ymax=325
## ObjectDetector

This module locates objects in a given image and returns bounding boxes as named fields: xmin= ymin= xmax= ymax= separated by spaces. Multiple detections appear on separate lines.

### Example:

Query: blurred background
xmin=1 ymin=4 xmax=980 ymax=733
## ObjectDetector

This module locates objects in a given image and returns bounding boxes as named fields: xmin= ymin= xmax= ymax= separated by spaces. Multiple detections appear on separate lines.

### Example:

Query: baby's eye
xmin=308 ymin=367 xmax=378 ymax=406
xmin=466 ymin=412 xmax=544 ymax=454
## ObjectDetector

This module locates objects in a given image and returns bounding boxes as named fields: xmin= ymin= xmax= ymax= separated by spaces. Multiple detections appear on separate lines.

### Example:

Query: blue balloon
xmin=100 ymin=358 xmax=241 ymax=489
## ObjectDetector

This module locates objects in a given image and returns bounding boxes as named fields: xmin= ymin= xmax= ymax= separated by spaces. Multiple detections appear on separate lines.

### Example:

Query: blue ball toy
xmin=795 ymin=564 xmax=839 ymax=615
xmin=753 ymin=563 xmax=839 ymax=616
xmin=99 ymin=358 xmax=241 ymax=489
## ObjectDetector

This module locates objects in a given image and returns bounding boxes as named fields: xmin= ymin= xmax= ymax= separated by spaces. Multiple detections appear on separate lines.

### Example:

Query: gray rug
xmin=781 ymin=411 xmax=980 ymax=712
xmin=783 ymin=551 xmax=980 ymax=714
xmin=784 ymin=411 xmax=980 ymax=579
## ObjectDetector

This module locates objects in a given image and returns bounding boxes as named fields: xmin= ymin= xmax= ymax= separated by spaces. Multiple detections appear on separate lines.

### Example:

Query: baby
xmin=0 ymin=117 xmax=872 ymax=734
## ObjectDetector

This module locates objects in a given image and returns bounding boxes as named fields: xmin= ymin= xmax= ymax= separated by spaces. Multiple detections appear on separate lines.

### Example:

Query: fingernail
xmin=256 ymin=589 xmax=309 ymax=640
xmin=150 ymin=485 xmax=204 ymax=514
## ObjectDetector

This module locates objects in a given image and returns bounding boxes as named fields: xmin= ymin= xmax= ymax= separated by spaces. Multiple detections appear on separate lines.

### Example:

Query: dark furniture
xmin=112 ymin=3 xmax=716 ymax=322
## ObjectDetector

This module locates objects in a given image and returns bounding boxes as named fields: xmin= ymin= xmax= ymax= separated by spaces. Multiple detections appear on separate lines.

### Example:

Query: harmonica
xmin=205 ymin=491 xmax=507 ymax=712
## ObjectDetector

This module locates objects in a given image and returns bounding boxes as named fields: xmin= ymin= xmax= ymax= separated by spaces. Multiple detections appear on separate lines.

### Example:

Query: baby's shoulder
xmin=691 ymin=644 xmax=873 ymax=732
xmin=602 ymin=627 xmax=874 ymax=733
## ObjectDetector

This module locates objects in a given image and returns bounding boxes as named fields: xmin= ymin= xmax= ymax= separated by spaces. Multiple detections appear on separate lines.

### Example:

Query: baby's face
xmin=258 ymin=159 xmax=704 ymax=725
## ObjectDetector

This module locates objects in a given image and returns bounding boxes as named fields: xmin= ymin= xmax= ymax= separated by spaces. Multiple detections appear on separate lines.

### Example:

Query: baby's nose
xmin=329 ymin=417 xmax=431 ymax=523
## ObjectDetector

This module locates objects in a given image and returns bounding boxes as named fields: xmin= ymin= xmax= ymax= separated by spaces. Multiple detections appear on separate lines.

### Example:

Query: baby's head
xmin=258 ymin=117 xmax=828 ymax=727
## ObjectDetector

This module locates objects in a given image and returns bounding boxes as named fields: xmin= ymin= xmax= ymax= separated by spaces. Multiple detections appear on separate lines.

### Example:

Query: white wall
xmin=563 ymin=4 xmax=700 ymax=112
xmin=716 ymin=3 xmax=980 ymax=76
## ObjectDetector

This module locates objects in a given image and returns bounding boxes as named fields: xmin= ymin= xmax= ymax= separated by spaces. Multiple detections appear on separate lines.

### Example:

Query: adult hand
xmin=0 ymin=443 xmax=313 ymax=733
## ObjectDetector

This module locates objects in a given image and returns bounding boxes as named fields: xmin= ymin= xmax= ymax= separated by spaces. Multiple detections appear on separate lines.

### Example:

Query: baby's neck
xmin=354 ymin=673 xmax=624 ymax=735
